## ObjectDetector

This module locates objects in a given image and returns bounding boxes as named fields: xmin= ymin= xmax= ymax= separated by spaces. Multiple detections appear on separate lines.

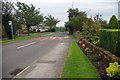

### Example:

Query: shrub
xmin=85 ymin=47 xmax=92 ymax=54
xmin=100 ymin=29 xmax=120 ymax=55
xmin=91 ymin=54 xmax=101 ymax=62
xmin=109 ymin=15 xmax=118 ymax=29
xmin=106 ymin=62 xmax=120 ymax=78
xmin=2 ymin=25 xmax=7 ymax=38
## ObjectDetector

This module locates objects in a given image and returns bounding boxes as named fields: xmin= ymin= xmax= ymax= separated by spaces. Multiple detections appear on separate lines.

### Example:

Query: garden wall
xmin=82 ymin=39 xmax=120 ymax=64
xmin=100 ymin=29 xmax=120 ymax=55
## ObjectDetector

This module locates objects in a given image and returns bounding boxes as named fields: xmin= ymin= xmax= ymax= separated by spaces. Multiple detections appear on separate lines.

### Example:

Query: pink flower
xmin=82 ymin=44 xmax=85 ymax=47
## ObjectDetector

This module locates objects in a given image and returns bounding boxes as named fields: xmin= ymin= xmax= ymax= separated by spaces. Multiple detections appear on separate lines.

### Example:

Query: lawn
xmin=2 ymin=35 xmax=36 ymax=43
xmin=2 ymin=32 xmax=55 ymax=43
xmin=70 ymin=34 xmax=76 ymax=39
xmin=61 ymin=42 xmax=100 ymax=78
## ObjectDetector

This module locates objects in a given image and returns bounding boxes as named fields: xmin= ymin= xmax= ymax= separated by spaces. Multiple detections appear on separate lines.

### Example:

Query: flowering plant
xmin=85 ymin=47 xmax=92 ymax=54
xmin=106 ymin=62 xmax=120 ymax=78
xmin=79 ymin=41 xmax=85 ymax=48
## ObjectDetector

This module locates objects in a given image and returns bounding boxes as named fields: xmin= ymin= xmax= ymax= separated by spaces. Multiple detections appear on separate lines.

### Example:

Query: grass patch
xmin=2 ymin=35 xmax=36 ymax=43
xmin=2 ymin=32 xmax=55 ymax=43
xmin=61 ymin=42 xmax=100 ymax=78
xmin=70 ymin=34 xmax=76 ymax=39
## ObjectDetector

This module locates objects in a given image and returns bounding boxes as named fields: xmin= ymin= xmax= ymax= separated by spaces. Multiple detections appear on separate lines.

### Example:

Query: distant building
xmin=31 ymin=26 xmax=49 ymax=32
xmin=118 ymin=1 xmax=120 ymax=20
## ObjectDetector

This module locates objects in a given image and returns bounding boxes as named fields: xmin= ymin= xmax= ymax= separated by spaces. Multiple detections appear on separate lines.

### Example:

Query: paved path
xmin=3 ymin=32 xmax=75 ymax=78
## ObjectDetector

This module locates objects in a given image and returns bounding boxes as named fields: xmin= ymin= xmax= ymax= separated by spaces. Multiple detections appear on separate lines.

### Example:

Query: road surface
xmin=2 ymin=32 xmax=74 ymax=78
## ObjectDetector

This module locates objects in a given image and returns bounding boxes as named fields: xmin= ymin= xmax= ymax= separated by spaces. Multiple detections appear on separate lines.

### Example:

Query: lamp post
xmin=8 ymin=21 xmax=14 ymax=40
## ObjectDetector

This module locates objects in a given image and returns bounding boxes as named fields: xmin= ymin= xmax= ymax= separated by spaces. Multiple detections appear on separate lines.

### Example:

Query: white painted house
xmin=31 ymin=26 xmax=49 ymax=32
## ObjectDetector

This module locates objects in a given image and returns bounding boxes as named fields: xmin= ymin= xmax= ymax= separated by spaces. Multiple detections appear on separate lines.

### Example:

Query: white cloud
xmin=11 ymin=0 xmax=120 ymax=26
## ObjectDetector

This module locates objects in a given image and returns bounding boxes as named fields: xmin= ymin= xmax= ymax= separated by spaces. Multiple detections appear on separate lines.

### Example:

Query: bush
xmin=109 ymin=15 xmax=118 ymax=29
xmin=100 ymin=29 xmax=120 ymax=55
xmin=85 ymin=47 xmax=92 ymax=54
xmin=106 ymin=62 xmax=120 ymax=78
xmin=2 ymin=25 xmax=7 ymax=38
xmin=91 ymin=54 xmax=101 ymax=62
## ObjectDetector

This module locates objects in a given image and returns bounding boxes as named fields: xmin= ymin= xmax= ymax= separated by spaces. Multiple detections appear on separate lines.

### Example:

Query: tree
xmin=2 ymin=25 xmax=7 ymax=38
xmin=45 ymin=15 xmax=60 ymax=32
xmin=67 ymin=8 xmax=79 ymax=20
xmin=15 ymin=2 xmax=44 ymax=35
xmin=65 ymin=21 xmax=74 ymax=34
xmin=93 ymin=13 xmax=102 ymax=23
xmin=66 ymin=8 xmax=87 ymax=33
xmin=70 ymin=15 xmax=87 ymax=31
xmin=67 ymin=8 xmax=87 ymax=21
xmin=2 ymin=0 xmax=14 ymax=39
xmin=2 ymin=0 xmax=14 ymax=14
xmin=82 ymin=18 xmax=94 ymax=36
xmin=109 ymin=15 xmax=118 ymax=29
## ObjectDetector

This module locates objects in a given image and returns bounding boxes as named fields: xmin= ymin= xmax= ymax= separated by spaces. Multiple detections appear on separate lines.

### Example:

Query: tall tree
xmin=65 ymin=21 xmax=74 ymax=34
xmin=45 ymin=15 xmax=60 ymax=32
xmin=2 ymin=0 xmax=14 ymax=39
xmin=109 ymin=15 xmax=118 ymax=29
xmin=93 ymin=13 xmax=102 ymax=23
xmin=66 ymin=8 xmax=87 ymax=33
xmin=2 ymin=0 xmax=14 ymax=14
xmin=2 ymin=25 xmax=7 ymax=38
xmin=15 ymin=2 xmax=44 ymax=35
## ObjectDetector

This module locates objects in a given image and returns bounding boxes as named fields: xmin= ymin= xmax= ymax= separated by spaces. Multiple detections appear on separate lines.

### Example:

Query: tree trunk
xmin=27 ymin=24 xmax=30 ymax=36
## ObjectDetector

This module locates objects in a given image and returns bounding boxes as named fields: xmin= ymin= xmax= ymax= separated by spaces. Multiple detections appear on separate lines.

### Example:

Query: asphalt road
xmin=2 ymin=32 xmax=74 ymax=78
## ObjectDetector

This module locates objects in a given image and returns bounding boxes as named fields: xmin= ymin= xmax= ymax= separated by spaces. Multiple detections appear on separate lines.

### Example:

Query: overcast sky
xmin=11 ymin=0 xmax=120 ymax=27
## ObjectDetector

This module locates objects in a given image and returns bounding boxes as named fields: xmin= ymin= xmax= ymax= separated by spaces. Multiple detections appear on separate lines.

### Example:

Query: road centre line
xmin=17 ymin=42 xmax=36 ymax=49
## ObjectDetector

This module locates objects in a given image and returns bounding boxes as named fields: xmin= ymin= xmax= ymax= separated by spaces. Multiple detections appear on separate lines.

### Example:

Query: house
xmin=31 ymin=26 xmax=49 ymax=32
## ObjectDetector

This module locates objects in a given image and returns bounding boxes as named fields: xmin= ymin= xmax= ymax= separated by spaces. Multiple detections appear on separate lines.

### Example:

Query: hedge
xmin=100 ymin=29 xmax=120 ymax=55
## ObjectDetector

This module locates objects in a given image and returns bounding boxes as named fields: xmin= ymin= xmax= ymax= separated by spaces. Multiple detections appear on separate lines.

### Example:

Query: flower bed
xmin=77 ymin=39 xmax=120 ymax=79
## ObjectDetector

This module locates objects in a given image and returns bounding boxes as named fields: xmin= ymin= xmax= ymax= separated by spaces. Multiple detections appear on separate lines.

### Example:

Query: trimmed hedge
xmin=100 ymin=29 xmax=120 ymax=55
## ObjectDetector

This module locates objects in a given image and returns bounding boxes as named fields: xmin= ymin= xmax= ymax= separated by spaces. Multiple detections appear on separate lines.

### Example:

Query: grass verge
xmin=70 ymin=34 xmax=76 ymax=39
xmin=61 ymin=42 xmax=100 ymax=78
xmin=2 ymin=35 xmax=36 ymax=43
xmin=2 ymin=32 xmax=55 ymax=43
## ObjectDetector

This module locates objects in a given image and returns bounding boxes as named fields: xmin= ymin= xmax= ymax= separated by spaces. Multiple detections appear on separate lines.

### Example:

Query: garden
xmin=76 ymin=16 xmax=120 ymax=79
xmin=64 ymin=8 xmax=120 ymax=79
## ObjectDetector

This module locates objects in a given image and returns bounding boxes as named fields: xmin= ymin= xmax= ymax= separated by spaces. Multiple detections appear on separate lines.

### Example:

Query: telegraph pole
xmin=71 ymin=0 xmax=75 ymax=8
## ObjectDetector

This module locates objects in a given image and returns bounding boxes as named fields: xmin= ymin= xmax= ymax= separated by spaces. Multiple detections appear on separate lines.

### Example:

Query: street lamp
xmin=8 ymin=21 xmax=14 ymax=40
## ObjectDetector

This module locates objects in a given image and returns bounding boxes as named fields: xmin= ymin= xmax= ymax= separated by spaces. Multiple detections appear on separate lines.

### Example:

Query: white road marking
xmin=15 ymin=66 xmax=30 ymax=77
xmin=17 ymin=42 xmax=36 ymax=49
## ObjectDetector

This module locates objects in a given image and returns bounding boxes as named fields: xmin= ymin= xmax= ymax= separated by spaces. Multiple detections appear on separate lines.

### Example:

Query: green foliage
xmin=85 ymin=47 xmax=92 ymax=54
xmin=109 ymin=15 xmax=118 ymax=29
xmin=70 ymin=34 xmax=76 ymax=39
xmin=56 ymin=27 xmax=66 ymax=32
xmin=45 ymin=15 xmax=60 ymax=32
xmin=70 ymin=15 xmax=85 ymax=31
xmin=2 ymin=1 xmax=15 ymax=39
xmin=2 ymin=1 xmax=14 ymax=14
xmin=61 ymin=42 xmax=100 ymax=78
xmin=2 ymin=14 xmax=12 ymax=39
xmin=106 ymin=62 xmax=120 ymax=77
xmin=65 ymin=21 xmax=74 ymax=34
xmin=65 ymin=8 xmax=87 ymax=34
xmin=2 ymin=25 xmax=7 ymax=38
xmin=100 ymin=29 xmax=120 ymax=55
xmin=93 ymin=39 xmax=100 ymax=46
xmin=91 ymin=54 xmax=101 ymax=62
xmin=15 ymin=2 xmax=44 ymax=35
